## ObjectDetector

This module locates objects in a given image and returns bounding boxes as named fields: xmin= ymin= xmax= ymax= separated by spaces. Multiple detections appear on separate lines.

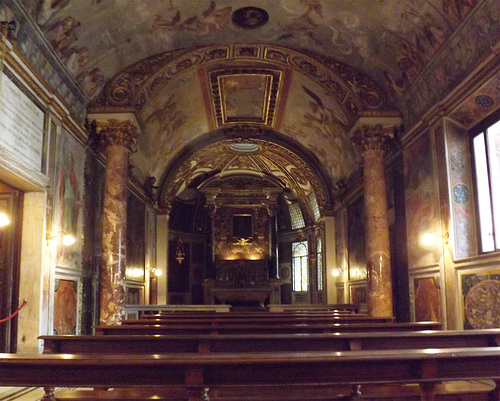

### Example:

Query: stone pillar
xmin=351 ymin=121 xmax=399 ymax=317
xmin=95 ymin=119 xmax=138 ymax=325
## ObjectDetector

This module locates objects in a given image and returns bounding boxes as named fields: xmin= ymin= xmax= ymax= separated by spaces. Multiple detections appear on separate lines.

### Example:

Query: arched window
xmin=292 ymin=241 xmax=308 ymax=291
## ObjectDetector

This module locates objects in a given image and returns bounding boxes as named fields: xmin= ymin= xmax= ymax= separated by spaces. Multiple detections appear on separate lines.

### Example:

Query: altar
xmin=212 ymin=287 xmax=274 ymax=307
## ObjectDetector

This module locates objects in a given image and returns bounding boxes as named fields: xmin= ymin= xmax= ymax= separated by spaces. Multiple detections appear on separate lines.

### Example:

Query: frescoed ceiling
xmin=5 ymin=0 xmax=499 ymax=216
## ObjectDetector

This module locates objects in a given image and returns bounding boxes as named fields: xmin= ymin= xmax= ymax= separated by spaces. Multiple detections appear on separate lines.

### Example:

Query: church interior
xmin=0 ymin=0 xmax=499 ymax=399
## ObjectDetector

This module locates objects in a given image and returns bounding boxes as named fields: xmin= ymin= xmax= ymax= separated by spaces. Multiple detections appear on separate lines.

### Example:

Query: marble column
xmin=352 ymin=124 xmax=395 ymax=317
xmin=95 ymin=119 xmax=138 ymax=325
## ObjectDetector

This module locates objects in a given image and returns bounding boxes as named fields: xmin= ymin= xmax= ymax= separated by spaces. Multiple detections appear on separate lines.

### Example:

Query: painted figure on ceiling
xmin=77 ymin=67 xmax=104 ymax=98
xmin=442 ymin=0 xmax=477 ymax=22
xmin=46 ymin=16 xmax=80 ymax=54
xmin=35 ymin=0 xmax=70 ymax=27
xmin=61 ymin=46 xmax=89 ymax=76
xmin=152 ymin=0 xmax=231 ymax=37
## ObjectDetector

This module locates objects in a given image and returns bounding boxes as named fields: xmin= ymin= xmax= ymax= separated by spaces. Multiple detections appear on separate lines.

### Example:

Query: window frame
xmin=292 ymin=240 xmax=309 ymax=292
xmin=469 ymin=110 xmax=500 ymax=253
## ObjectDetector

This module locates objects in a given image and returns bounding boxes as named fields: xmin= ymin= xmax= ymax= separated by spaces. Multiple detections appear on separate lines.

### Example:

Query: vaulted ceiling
xmin=8 ymin=0 xmax=498 ymax=217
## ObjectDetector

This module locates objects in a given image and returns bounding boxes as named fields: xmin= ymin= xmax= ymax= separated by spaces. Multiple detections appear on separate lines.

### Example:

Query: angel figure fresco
xmin=278 ymin=0 xmax=332 ymax=47
xmin=300 ymin=85 xmax=354 ymax=178
xmin=152 ymin=0 xmax=231 ymax=37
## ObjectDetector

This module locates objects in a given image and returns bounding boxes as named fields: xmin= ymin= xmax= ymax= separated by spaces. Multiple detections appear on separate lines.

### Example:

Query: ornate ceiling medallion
xmin=210 ymin=68 xmax=281 ymax=127
xmin=232 ymin=7 xmax=269 ymax=30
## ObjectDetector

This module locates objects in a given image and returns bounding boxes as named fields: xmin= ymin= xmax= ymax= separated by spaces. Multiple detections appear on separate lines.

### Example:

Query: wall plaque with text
xmin=0 ymin=72 xmax=44 ymax=171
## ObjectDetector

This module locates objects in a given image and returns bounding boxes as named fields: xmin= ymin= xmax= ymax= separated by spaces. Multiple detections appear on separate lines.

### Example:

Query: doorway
xmin=0 ymin=181 xmax=23 ymax=352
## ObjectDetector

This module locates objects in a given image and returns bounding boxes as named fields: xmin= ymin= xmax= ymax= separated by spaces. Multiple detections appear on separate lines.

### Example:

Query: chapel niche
xmin=200 ymin=175 xmax=282 ymax=305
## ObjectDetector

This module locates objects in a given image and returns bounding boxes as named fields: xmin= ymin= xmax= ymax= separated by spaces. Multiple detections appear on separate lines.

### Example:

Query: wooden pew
xmin=267 ymin=304 xmax=360 ymax=313
xmin=124 ymin=304 xmax=231 ymax=319
xmin=39 ymin=328 xmax=500 ymax=355
xmin=125 ymin=304 xmax=359 ymax=319
xmin=0 ymin=348 xmax=498 ymax=401
xmin=120 ymin=315 xmax=394 ymax=326
xmin=93 ymin=321 xmax=442 ymax=335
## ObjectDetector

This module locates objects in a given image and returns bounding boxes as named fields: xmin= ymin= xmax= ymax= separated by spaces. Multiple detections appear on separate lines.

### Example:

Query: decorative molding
xmin=209 ymin=67 xmax=281 ymax=127
xmin=91 ymin=44 xmax=387 ymax=120
xmin=351 ymin=124 xmax=395 ymax=154
xmin=92 ymin=119 xmax=139 ymax=151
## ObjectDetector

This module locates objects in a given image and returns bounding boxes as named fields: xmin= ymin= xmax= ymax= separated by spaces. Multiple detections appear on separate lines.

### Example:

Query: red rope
xmin=0 ymin=299 xmax=27 ymax=323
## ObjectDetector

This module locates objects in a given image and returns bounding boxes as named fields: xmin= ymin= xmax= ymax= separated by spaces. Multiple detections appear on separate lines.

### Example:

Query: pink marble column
xmin=96 ymin=120 xmax=138 ymax=325
xmin=352 ymin=124 xmax=394 ymax=317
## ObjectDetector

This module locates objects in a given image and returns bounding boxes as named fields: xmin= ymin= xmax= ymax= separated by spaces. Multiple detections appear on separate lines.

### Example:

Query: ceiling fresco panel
xmin=131 ymin=70 xmax=209 ymax=180
xmin=20 ymin=0 xmax=490 ymax=115
xmin=282 ymin=71 xmax=357 ymax=182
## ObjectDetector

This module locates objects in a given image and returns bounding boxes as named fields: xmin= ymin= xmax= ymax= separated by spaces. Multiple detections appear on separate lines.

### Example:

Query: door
xmin=0 ymin=186 xmax=22 ymax=353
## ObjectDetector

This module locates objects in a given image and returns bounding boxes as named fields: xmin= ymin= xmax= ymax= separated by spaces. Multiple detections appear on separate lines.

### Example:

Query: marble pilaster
xmin=95 ymin=119 xmax=138 ymax=325
xmin=351 ymin=122 xmax=398 ymax=317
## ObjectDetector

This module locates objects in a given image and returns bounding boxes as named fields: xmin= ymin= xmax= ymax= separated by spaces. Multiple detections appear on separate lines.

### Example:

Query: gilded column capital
xmin=94 ymin=119 xmax=139 ymax=151
xmin=351 ymin=124 xmax=395 ymax=154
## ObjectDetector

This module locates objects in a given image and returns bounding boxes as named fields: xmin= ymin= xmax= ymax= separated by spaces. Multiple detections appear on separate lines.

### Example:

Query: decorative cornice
xmin=91 ymin=44 xmax=388 ymax=120
xmin=92 ymin=119 xmax=139 ymax=151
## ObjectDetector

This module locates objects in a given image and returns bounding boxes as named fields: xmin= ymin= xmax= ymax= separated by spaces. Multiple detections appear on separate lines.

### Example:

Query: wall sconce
xmin=46 ymin=232 xmax=76 ymax=246
xmin=148 ymin=266 xmax=162 ymax=277
xmin=420 ymin=231 xmax=449 ymax=247
xmin=175 ymin=237 xmax=185 ymax=265
xmin=0 ymin=212 xmax=10 ymax=227
xmin=332 ymin=267 xmax=342 ymax=277
xmin=309 ymin=253 xmax=317 ymax=264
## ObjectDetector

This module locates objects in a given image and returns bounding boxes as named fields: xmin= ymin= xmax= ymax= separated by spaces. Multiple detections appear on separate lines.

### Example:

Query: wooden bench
xmin=124 ymin=304 xmax=231 ymax=319
xmin=120 ymin=315 xmax=394 ymax=326
xmin=267 ymin=304 xmax=360 ymax=313
xmin=93 ymin=321 xmax=442 ymax=335
xmin=39 ymin=328 xmax=500 ymax=355
xmin=0 ymin=348 xmax=498 ymax=401
xmin=125 ymin=304 xmax=359 ymax=319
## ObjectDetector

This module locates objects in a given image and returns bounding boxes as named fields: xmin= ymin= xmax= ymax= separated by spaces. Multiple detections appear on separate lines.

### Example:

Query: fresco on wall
xmin=126 ymin=192 xmax=146 ymax=282
xmin=399 ymin=1 xmax=499 ymax=123
xmin=53 ymin=278 xmax=77 ymax=335
xmin=54 ymin=129 xmax=84 ymax=269
xmin=446 ymin=121 xmax=474 ymax=259
xmin=335 ymin=212 xmax=346 ymax=275
xmin=462 ymin=273 xmax=500 ymax=329
xmin=347 ymin=197 xmax=366 ymax=281
xmin=404 ymin=131 xmax=440 ymax=268
xmin=2 ymin=0 xmax=88 ymax=122
xmin=449 ymin=77 xmax=500 ymax=128
xmin=414 ymin=277 xmax=441 ymax=322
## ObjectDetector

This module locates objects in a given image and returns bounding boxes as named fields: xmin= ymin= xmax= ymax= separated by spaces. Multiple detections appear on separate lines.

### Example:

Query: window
xmin=317 ymin=237 xmax=323 ymax=291
xmin=308 ymin=192 xmax=321 ymax=222
xmin=289 ymin=203 xmax=305 ymax=230
xmin=471 ymin=116 xmax=500 ymax=252
xmin=292 ymin=241 xmax=309 ymax=291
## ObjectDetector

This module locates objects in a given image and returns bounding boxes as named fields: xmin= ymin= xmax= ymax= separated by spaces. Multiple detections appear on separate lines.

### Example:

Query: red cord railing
xmin=0 ymin=299 xmax=27 ymax=323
